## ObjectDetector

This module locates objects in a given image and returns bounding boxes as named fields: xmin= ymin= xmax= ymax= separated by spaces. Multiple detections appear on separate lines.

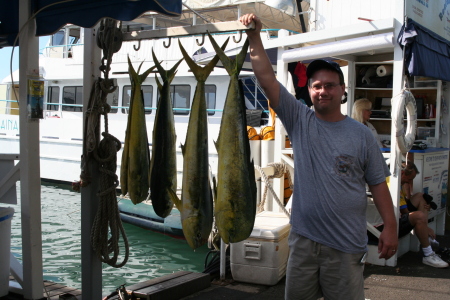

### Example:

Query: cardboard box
xmin=230 ymin=211 xmax=291 ymax=286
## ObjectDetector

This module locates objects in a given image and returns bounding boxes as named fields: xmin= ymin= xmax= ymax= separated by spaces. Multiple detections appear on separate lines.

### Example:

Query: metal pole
xmin=19 ymin=1 xmax=44 ymax=298
xmin=220 ymin=239 xmax=226 ymax=281
xmin=81 ymin=26 xmax=102 ymax=299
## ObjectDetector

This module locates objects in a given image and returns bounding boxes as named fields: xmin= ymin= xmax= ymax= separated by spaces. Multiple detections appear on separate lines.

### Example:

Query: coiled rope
xmin=91 ymin=132 xmax=129 ymax=268
xmin=76 ymin=18 xmax=129 ymax=267
xmin=255 ymin=162 xmax=292 ymax=218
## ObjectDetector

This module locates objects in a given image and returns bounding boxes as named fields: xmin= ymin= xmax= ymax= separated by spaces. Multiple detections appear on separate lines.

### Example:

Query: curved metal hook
xmin=163 ymin=37 xmax=172 ymax=48
xmin=133 ymin=39 xmax=141 ymax=51
xmin=196 ymin=34 xmax=205 ymax=46
xmin=233 ymin=31 xmax=243 ymax=43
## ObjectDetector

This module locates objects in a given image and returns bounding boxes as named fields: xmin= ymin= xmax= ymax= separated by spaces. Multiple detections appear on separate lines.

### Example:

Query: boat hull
xmin=118 ymin=198 xmax=184 ymax=239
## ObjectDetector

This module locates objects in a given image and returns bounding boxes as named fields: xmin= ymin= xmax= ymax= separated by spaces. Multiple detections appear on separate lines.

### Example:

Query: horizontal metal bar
xmin=122 ymin=20 xmax=254 ymax=41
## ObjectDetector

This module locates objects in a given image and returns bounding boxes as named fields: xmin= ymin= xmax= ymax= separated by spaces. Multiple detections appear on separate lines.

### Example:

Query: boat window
xmin=46 ymin=86 xmax=60 ymax=111
xmin=122 ymin=85 xmax=153 ymax=114
xmin=52 ymin=30 xmax=65 ymax=46
xmin=171 ymin=85 xmax=190 ymax=115
xmin=157 ymin=85 xmax=191 ymax=115
xmin=205 ymin=85 xmax=216 ymax=116
xmin=106 ymin=88 xmax=119 ymax=114
xmin=62 ymin=86 xmax=83 ymax=112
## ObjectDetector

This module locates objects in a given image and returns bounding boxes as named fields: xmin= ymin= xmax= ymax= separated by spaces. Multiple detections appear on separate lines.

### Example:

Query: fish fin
xmin=167 ymin=187 xmax=181 ymax=211
xmin=213 ymin=139 xmax=219 ymax=152
xmin=180 ymin=143 xmax=185 ymax=156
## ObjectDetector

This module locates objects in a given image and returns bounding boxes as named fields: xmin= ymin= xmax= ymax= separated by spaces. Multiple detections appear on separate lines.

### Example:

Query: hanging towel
xmin=294 ymin=62 xmax=307 ymax=87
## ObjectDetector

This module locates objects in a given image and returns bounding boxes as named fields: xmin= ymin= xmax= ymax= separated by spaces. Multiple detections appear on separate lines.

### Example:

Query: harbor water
xmin=8 ymin=182 xmax=210 ymax=296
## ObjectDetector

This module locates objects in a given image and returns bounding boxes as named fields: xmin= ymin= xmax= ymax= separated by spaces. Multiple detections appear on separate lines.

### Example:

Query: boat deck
xmin=4 ymin=230 xmax=450 ymax=300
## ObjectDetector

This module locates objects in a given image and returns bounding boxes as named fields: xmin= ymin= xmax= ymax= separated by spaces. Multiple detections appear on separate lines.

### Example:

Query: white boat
xmin=0 ymin=2 xmax=306 ymax=234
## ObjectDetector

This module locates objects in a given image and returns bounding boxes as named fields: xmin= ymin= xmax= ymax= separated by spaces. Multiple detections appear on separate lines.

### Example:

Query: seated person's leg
xmin=398 ymin=214 xmax=415 ymax=238
xmin=409 ymin=193 xmax=423 ymax=208
xmin=407 ymin=211 xmax=430 ymax=247
xmin=409 ymin=193 xmax=429 ymax=215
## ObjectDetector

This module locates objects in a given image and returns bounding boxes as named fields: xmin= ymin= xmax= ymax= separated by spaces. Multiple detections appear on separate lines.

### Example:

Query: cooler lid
xmin=249 ymin=211 xmax=290 ymax=240
xmin=0 ymin=207 xmax=15 ymax=222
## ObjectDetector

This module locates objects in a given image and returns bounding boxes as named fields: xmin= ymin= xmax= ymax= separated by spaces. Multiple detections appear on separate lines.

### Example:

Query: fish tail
xmin=128 ymin=55 xmax=155 ymax=85
xmin=152 ymin=49 xmax=183 ymax=84
xmin=155 ymin=74 xmax=162 ymax=92
xmin=208 ymin=33 xmax=248 ymax=75
xmin=127 ymin=56 xmax=139 ymax=85
xmin=235 ymin=38 xmax=250 ymax=74
xmin=179 ymin=38 xmax=229 ymax=82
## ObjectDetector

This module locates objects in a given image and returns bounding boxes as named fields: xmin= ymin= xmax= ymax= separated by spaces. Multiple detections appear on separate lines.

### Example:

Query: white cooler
xmin=0 ymin=207 xmax=14 ymax=297
xmin=230 ymin=211 xmax=291 ymax=285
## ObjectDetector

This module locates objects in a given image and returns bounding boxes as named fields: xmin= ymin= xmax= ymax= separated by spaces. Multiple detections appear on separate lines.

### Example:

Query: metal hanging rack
xmin=122 ymin=20 xmax=254 ymax=44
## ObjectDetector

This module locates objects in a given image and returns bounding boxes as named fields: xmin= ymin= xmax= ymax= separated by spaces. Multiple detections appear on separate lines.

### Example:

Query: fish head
xmin=182 ymin=217 xmax=209 ymax=250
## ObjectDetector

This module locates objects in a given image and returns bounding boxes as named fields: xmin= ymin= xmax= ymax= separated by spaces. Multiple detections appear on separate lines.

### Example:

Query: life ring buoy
xmin=392 ymin=90 xmax=417 ymax=153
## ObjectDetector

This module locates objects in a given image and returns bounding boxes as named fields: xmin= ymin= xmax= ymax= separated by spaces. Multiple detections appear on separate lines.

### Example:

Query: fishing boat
xmin=0 ymin=1 xmax=307 ymax=235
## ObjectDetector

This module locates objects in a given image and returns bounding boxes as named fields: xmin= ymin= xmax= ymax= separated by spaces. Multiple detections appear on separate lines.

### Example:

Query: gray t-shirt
xmin=274 ymin=84 xmax=390 ymax=253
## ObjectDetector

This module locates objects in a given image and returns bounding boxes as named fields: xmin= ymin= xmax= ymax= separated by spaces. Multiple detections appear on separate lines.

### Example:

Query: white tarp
xmin=183 ymin=0 xmax=298 ymax=16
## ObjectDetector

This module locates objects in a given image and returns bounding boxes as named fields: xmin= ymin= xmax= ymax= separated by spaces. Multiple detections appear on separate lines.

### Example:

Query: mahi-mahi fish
xmin=149 ymin=51 xmax=183 ymax=218
xmin=120 ymin=57 xmax=155 ymax=204
xmin=208 ymin=33 xmax=257 ymax=244
xmin=168 ymin=38 xmax=229 ymax=249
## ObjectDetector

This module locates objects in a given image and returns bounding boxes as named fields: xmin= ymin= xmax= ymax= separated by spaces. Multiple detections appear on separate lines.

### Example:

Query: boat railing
xmin=2 ymin=98 xmax=264 ymax=126
xmin=0 ymin=99 xmax=19 ymax=115
xmin=41 ymin=43 xmax=84 ymax=59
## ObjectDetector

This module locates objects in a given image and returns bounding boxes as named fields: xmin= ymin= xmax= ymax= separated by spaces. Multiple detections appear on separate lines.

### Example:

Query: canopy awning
xmin=0 ymin=0 xmax=182 ymax=47
xmin=398 ymin=18 xmax=450 ymax=82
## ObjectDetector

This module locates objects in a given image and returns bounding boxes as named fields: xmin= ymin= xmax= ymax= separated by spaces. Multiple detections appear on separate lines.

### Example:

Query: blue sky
xmin=0 ymin=36 xmax=50 ymax=82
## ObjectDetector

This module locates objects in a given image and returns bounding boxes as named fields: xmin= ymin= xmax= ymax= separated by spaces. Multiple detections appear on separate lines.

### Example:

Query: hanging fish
xmin=120 ymin=57 xmax=155 ymax=204
xmin=150 ymin=51 xmax=183 ymax=218
xmin=208 ymin=33 xmax=257 ymax=244
xmin=168 ymin=38 xmax=229 ymax=249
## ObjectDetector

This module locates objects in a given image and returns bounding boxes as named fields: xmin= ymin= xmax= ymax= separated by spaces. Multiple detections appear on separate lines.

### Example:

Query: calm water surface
xmin=9 ymin=182 xmax=210 ymax=296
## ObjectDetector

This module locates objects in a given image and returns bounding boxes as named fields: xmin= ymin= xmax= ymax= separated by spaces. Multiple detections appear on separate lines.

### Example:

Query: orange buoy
xmin=261 ymin=126 xmax=275 ymax=140
xmin=247 ymin=126 xmax=261 ymax=140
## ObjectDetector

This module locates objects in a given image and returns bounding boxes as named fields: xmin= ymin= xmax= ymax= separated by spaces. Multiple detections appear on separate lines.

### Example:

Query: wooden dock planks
xmin=7 ymin=276 xmax=81 ymax=300
xmin=109 ymin=271 xmax=210 ymax=300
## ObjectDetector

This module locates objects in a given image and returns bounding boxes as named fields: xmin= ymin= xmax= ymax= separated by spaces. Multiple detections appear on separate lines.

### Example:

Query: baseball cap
xmin=306 ymin=60 xmax=344 ymax=83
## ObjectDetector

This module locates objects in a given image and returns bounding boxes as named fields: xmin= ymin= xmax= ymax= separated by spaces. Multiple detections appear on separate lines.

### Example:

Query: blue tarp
xmin=398 ymin=18 xmax=450 ymax=82
xmin=0 ymin=0 xmax=182 ymax=47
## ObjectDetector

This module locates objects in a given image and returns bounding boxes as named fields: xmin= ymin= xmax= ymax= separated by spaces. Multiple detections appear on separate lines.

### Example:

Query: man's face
xmin=308 ymin=70 xmax=345 ymax=116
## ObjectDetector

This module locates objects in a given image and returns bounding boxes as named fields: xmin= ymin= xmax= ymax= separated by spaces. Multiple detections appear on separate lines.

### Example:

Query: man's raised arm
xmin=240 ymin=14 xmax=280 ymax=108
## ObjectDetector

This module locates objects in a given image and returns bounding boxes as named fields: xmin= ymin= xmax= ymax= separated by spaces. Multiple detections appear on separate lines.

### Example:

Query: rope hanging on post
xmin=74 ymin=18 xmax=129 ymax=267
xmin=255 ymin=162 xmax=292 ymax=218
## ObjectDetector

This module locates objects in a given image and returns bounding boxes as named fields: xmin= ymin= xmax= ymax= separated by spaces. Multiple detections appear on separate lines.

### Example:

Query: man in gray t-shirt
xmin=240 ymin=14 xmax=398 ymax=300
